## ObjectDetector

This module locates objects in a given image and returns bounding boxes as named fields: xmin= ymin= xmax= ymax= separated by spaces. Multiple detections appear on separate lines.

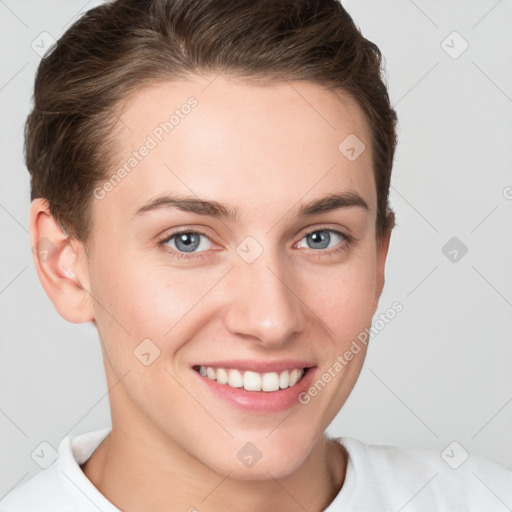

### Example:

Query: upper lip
xmin=193 ymin=359 xmax=316 ymax=373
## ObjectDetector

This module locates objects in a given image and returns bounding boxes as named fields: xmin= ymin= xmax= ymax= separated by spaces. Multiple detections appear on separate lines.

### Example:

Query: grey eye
xmin=165 ymin=232 xmax=211 ymax=253
xmin=296 ymin=229 xmax=344 ymax=250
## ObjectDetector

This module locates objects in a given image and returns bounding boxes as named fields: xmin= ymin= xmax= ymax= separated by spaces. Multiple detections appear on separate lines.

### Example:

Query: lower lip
xmin=193 ymin=367 xmax=317 ymax=413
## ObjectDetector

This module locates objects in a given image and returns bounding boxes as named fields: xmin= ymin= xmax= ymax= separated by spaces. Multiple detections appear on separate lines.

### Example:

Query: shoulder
xmin=0 ymin=428 xmax=115 ymax=512
xmin=0 ymin=462 xmax=65 ymax=511
xmin=334 ymin=437 xmax=512 ymax=512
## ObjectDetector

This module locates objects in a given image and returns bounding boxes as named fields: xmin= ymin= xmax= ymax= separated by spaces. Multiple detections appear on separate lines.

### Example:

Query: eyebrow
xmin=132 ymin=191 xmax=369 ymax=221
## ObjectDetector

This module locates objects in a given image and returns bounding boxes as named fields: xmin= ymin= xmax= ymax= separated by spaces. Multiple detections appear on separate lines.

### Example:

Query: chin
xmin=196 ymin=430 xmax=318 ymax=481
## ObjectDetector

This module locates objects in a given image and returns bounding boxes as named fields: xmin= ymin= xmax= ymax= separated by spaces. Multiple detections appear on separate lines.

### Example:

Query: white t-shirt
xmin=1 ymin=428 xmax=511 ymax=511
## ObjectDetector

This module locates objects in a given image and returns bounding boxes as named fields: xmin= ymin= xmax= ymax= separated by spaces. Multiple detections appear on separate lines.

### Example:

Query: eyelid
xmin=157 ymin=227 xmax=218 ymax=258
xmin=158 ymin=225 xmax=218 ymax=245
xmin=294 ymin=223 xmax=355 ymax=243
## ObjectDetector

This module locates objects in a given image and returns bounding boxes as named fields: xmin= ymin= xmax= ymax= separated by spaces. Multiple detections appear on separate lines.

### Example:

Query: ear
xmin=30 ymin=198 xmax=94 ymax=324
xmin=372 ymin=226 xmax=392 ymax=314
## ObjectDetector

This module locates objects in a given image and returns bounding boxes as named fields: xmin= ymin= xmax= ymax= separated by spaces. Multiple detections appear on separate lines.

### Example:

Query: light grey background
xmin=1 ymin=0 xmax=511 ymax=498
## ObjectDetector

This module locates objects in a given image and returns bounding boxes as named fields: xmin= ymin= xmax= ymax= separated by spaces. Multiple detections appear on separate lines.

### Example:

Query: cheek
xmin=307 ymin=255 xmax=377 ymax=339
xmin=90 ymin=249 xmax=219 ymax=354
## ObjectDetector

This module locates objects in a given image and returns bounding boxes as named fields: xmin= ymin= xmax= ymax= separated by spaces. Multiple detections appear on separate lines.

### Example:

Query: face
xmin=76 ymin=75 xmax=389 ymax=478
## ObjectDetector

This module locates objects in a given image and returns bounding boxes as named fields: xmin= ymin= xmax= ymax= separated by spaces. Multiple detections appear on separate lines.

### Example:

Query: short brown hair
xmin=25 ymin=0 xmax=397 ymax=246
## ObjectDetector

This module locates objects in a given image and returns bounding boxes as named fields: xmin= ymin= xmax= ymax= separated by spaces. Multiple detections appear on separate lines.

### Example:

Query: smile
xmin=194 ymin=365 xmax=307 ymax=392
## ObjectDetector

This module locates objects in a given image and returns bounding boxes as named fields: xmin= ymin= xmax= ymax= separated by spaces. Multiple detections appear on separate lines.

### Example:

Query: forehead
xmin=97 ymin=75 xmax=376 ymax=225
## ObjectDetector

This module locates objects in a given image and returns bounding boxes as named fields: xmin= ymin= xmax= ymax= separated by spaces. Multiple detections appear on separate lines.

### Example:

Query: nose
xmin=223 ymin=253 xmax=306 ymax=347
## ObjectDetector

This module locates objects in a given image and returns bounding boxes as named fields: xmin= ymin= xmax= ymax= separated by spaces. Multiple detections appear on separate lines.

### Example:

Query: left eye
xmin=296 ymin=229 xmax=346 ymax=250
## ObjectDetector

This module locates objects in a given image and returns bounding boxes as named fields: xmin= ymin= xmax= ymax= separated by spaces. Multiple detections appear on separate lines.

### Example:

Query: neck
xmin=81 ymin=422 xmax=347 ymax=512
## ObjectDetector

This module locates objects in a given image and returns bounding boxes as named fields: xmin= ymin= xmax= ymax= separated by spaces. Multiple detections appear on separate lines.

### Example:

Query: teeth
xmin=216 ymin=367 xmax=229 ymax=385
xmin=289 ymin=368 xmax=301 ymax=386
xmin=243 ymin=371 xmax=261 ymax=391
xmin=262 ymin=372 xmax=280 ymax=392
xmin=227 ymin=369 xmax=243 ymax=388
xmin=279 ymin=370 xmax=289 ymax=389
xmin=197 ymin=366 xmax=305 ymax=392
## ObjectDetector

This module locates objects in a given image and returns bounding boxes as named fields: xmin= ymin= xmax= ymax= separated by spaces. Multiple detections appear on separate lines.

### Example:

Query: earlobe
xmin=30 ymin=198 xmax=95 ymax=324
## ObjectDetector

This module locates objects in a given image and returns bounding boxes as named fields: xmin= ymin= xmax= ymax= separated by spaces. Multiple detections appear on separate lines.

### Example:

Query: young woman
xmin=1 ymin=0 xmax=510 ymax=510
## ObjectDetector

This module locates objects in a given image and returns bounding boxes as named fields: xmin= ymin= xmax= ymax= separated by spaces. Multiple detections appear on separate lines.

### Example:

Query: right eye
xmin=158 ymin=229 xmax=214 ymax=260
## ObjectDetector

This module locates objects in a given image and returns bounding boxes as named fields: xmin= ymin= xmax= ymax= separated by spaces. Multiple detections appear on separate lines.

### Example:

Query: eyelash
xmin=157 ymin=226 xmax=354 ymax=261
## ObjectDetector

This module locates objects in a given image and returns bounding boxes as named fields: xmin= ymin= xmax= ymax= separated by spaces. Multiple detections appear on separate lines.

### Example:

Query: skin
xmin=30 ymin=74 xmax=392 ymax=511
